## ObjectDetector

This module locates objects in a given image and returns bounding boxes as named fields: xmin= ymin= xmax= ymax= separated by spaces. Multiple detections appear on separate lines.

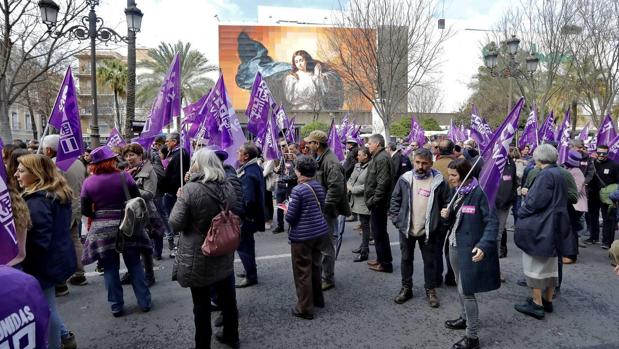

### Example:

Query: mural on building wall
xmin=219 ymin=25 xmax=373 ymax=112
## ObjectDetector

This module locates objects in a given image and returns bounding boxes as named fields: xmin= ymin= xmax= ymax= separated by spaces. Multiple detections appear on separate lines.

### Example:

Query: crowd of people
xmin=2 ymin=130 xmax=619 ymax=349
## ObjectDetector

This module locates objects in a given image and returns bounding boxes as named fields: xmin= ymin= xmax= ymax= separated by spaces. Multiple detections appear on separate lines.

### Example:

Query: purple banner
xmin=578 ymin=121 xmax=591 ymax=141
xmin=106 ymin=128 xmax=126 ymax=148
xmin=556 ymin=110 xmax=571 ymax=164
xmin=519 ymin=107 xmax=538 ymax=151
xmin=48 ymin=67 xmax=84 ymax=172
xmin=328 ymin=119 xmax=345 ymax=161
xmin=285 ymin=115 xmax=296 ymax=144
xmin=596 ymin=114 xmax=616 ymax=147
xmin=0 ymin=139 xmax=17 ymax=265
xmin=607 ymin=135 xmax=619 ymax=162
xmin=406 ymin=115 xmax=426 ymax=146
xmin=538 ymin=111 xmax=555 ymax=144
xmin=245 ymin=72 xmax=275 ymax=137
xmin=470 ymin=106 xmax=489 ymax=151
xmin=140 ymin=53 xmax=181 ymax=139
xmin=479 ymin=97 xmax=525 ymax=207
xmin=258 ymin=110 xmax=281 ymax=161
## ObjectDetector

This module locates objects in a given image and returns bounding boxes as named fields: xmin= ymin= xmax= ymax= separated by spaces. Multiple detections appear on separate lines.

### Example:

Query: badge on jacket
xmin=418 ymin=188 xmax=431 ymax=197
xmin=462 ymin=205 xmax=476 ymax=214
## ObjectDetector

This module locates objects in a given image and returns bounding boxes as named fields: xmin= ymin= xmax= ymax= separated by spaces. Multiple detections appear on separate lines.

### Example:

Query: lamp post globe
xmin=125 ymin=5 xmax=143 ymax=33
xmin=506 ymin=35 xmax=520 ymax=56
xmin=38 ymin=0 xmax=59 ymax=30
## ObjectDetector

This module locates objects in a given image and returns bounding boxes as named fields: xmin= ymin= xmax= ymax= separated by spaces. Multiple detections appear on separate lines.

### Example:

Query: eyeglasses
xmin=597 ymin=151 xmax=609 ymax=156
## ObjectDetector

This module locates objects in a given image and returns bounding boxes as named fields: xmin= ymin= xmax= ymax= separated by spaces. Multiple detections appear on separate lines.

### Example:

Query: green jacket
xmin=525 ymin=166 xmax=578 ymax=205
xmin=316 ymin=148 xmax=351 ymax=218
xmin=364 ymin=147 xmax=393 ymax=211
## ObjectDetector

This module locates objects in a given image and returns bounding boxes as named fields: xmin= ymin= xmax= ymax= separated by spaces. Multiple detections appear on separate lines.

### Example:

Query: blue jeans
xmin=237 ymin=224 xmax=257 ymax=282
xmin=100 ymin=248 xmax=152 ymax=313
xmin=156 ymin=194 xmax=175 ymax=241
xmin=43 ymin=287 xmax=68 ymax=349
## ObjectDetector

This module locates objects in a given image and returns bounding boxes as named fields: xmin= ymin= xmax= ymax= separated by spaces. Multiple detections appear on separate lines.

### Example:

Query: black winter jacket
xmin=364 ymin=148 xmax=393 ymax=211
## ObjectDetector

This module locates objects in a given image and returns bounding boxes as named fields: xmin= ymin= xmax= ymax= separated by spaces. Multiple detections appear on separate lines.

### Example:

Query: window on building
xmin=25 ymin=113 xmax=32 ymax=130
xmin=11 ymin=112 xmax=19 ymax=129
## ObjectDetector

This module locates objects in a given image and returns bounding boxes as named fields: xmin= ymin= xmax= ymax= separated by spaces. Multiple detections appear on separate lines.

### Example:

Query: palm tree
xmin=137 ymin=41 xmax=218 ymax=106
xmin=97 ymin=59 xmax=127 ymax=131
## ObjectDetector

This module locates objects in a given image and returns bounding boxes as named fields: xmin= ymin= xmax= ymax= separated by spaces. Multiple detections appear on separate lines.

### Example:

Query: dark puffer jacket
xmin=316 ymin=148 xmax=351 ymax=218
xmin=285 ymin=180 xmax=328 ymax=242
xmin=169 ymin=177 xmax=241 ymax=288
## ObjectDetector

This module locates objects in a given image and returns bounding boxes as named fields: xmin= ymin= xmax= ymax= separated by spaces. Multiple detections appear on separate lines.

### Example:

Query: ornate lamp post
xmin=38 ymin=0 xmax=143 ymax=147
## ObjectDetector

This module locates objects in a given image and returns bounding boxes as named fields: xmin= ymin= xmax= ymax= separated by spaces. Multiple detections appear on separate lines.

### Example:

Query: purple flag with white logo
xmin=246 ymin=72 xmax=275 ymax=137
xmin=140 ymin=53 xmax=181 ymax=140
xmin=596 ymin=114 xmax=616 ymax=147
xmin=328 ymin=119 xmax=345 ymax=161
xmin=470 ymin=106 xmax=489 ymax=151
xmin=0 ymin=139 xmax=17 ymax=265
xmin=578 ymin=122 xmax=591 ymax=142
xmin=519 ymin=107 xmax=538 ymax=151
xmin=479 ymin=97 xmax=525 ymax=207
xmin=339 ymin=114 xmax=352 ymax=141
xmin=607 ymin=135 xmax=619 ymax=162
xmin=556 ymin=110 xmax=571 ymax=164
xmin=406 ymin=115 xmax=426 ymax=146
xmin=204 ymin=75 xmax=247 ymax=165
xmin=48 ymin=67 xmax=84 ymax=172
xmin=106 ymin=128 xmax=126 ymax=148
xmin=538 ymin=111 xmax=555 ymax=144
xmin=352 ymin=124 xmax=364 ymax=146
xmin=257 ymin=110 xmax=281 ymax=161
xmin=182 ymin=94 xmax=210 ymax=152
xmin=285 ymin=116 xmax=296 ymax=144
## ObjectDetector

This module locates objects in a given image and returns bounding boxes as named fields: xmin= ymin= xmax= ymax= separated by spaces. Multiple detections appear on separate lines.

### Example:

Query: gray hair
xmin=413 ymin=148 xmax=433 ymax=162
xmin=368 ymin=134 xmax=385 ymax=147
xmin=192 ymin=148 xmax=225 ymax=183
xmin=42 ymin=135 xmax=60 ymax=152
xmin=533 ymin=143 xmax=558 ymax=165
xmin=166 ymin=132 xmax=181 ymax=142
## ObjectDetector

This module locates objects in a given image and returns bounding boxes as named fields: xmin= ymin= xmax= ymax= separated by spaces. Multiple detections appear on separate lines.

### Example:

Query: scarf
xmin=237 ymin=158 xmax=259 ymax=177
xmin=126 ymin=162 xmax=144 ymax=179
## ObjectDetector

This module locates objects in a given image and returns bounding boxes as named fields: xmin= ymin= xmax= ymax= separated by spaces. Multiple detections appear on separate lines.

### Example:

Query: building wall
xmin=9 ymin=104 xmax=41 ymax=142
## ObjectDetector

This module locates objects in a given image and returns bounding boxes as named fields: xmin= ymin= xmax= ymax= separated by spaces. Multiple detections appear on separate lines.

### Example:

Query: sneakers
xmin=61 ymin=331 xmax=77 ymax=349
xmin=55 ymin=285 xmax=69 ymax=297
xmin=515 ymin=300 xmax=545 ymax=319
xmin=169 ymin=247 xmax=177 ymax=258
xmin=426 ymin=288 xmax=440 ymax=308
xmin=601 ymin=244 xmax=610 ymax=250
xmin=95 ymin=264 xmax=104 ymax=274
xmin=265 ymin=222 xmax=272 ymax=230
xmin=394 ymin=287 xmax=413 ymax=304
xmin=321 ymin=281 xmax=335 ymax=291
xmin=583 ymin=238 xmax=597 ymax=245
xmin=445 ymin=317 xmax=467 ymax=330
xmin=69 ymin=275 xmax=88 ymax=286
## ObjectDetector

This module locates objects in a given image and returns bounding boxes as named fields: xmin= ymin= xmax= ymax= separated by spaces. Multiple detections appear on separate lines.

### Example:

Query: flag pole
xmin=446 ymin=155 xmax=483 ymax=211
xmin=36 ymin=123 xmax=51 ymax=154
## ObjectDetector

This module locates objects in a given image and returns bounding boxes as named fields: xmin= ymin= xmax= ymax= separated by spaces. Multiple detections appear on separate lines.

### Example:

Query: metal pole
xmin=446 ymin=155 xmax=483 ymax=210
xmin=36 ymin=123 xmax=51 ymax=154
xmin=88 ymin=4 xmax=100 ymax=147
xmin=124 ymin=0 xmax=137 ymax=140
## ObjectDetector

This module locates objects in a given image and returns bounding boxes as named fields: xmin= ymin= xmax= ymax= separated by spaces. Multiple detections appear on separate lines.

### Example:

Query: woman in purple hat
xmin=80 ymin=145 xmax=152 ymax=317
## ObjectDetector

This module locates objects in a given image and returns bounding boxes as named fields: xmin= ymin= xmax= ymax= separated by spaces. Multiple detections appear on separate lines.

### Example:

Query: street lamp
xmin=483 ymin=35 xmax=539 ymax=79
xmin=37 ymin=0 xmax=143 ymax=147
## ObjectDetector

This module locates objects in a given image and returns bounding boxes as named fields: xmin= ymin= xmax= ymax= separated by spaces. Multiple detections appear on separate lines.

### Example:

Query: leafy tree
xmin=137 ymin=41 xmax=218 ymax=106
xmin=420 ymin=118 xmax=441 ymax=131
xmin=97 ymin=59 xmax=127 ymax=131
xmin=300 ymin=121 xmax=329 ymax=138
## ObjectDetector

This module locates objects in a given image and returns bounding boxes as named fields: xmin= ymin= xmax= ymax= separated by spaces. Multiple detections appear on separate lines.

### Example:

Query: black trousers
xmin=370 ymin=208 xmax=392 ymax=265
xmin=275 ymin=187 xmax=288 ymax=229
xmin=588 ymin=193 xmax=617 ymax=245
xmin=264 ymin=190 xmax=274 ymax=221
xmin=358 ymin=214 xmax=371 ymax=254
xmin=399 ymin=232 xmax=437 ymax=289
xmin=190 ymin=275 xmax=238 ymax=349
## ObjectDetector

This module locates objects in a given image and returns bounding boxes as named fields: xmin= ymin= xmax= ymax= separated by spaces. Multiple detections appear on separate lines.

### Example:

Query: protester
xmin=514 ymin=144 xmax=575 ymax=320
xmin=305 ymin=130 xmax=350 ymax=290
xmin=273 ymin=141 xmax=297 ymax=233
xmin=387 ymin=141 xmax=412 ymax=185
xmin=285 ymin=155 xmax=330 ymax=320
xmin=343 ymin=138 xmax=360 ymax=180
xmin=262 ymin=158 xmax=277 ymax=230
xmin=81 ymin=146 xmax=152 ymax=317
xmin=169 ymin=148 xmax=240 ymax=349
xmin=563 ymin=150 xmax=587 ymax=264
xmin=160 ymin=132 xmax=190 ymax=257
xmin=495 ymin=151 xmax=517 ymax=259
xmin=347 ymin=147 xmax=371 ymax=262
xmin=121 ymin=143 xmax=165 ymax=287
xmin=236 ymin=142 xmax=266 ymax=288
xmin=41 ymin=135 xmax=88 ymax=295
xmin=441 ymin=158 xmax=500 ymax=349
xmin=585 ymin=144 xmax=619 ymax=249
xmin=365 ymin=134 xmax=393 ymax=273
xmin=3 ymin=147 xmax=31 ymax=267
xmin=16 ymin=154 xmax=77 ymax=349
xmin=571 ymin=139 xmax=594 ymax=246
xmin=389 ymin=148 xmax=450 ymax=307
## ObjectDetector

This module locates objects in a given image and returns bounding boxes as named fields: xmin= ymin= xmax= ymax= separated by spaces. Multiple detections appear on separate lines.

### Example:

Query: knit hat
xmin=564 ymin=150 xmax=582 ymax=168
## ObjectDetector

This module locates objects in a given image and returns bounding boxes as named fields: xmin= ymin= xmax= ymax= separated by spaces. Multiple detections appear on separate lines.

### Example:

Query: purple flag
xmin=106 ymin=128 xmax=126 ymax=148
xmin=285 ymin=116 xmax=296 ymax=144
xmin=140 ymin=53 xmax=181 ymax=139
xmin=204 ymin=75 xmax=247 ymax=165
xmin=0 ymin=265 xmax=50 ymax=348
xmin=596 ymin=114 xmax=617 ymax=147
xmin=470 ymin=106 xmax=489 ymax=151
xmin=352 ymin=124 xmax=364 ymax=146
xmin=519 ymin=107 xmax=539 ymax=151
xmin=556 ymin=110 xmax=571 ymax=164
xmin=407 ymin=115 xmax=426 ymax=146
xmin=448 ymin=119 xmax=457 ymax=142
xmin=538 ymin=111 xmax=555 ymax=144
xmin=0 ymin=139 xmax=17 ymax=265
xmin=48 ymin=67 xmax=84 ymax=172
xmin=607 ymin=135 xmax=619 ymax=162
xmin=245 ymin=72 xmax=275 ymax=136
xmin=182 ymin=95 xmax=210 ymax=153
xmin=328 ymin=119 xmax=345 ymax=161
xmin=479 ymin=97 xmax=525 ymax=207
xmin=258 ymin=110 xmax=281 ymax=161
xmin=339 ymin=114 xmax=352 ymax=141
xmin=578 ymin=122 xmax=591 ymax=141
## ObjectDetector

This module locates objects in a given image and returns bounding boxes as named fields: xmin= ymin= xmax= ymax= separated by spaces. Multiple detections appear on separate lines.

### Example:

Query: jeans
xmin=237 ymin=225 xmax=257 ymax=282
xmin=449 ymin=246 xmax=479 ymax=339
xmin=190 ymin=275 xmax=239 ymax=349
xmin=100 ymin=248 xmax=152 ymax=313
xmin=42 ymin=287 xmax=67 ymax=349
xmin=370 ymin=208 xmax=392 ymax=266
xmin=321 ymin=216 xmax=338 ymax=284
xmin=155 ymin=194 xmax=174 ymax=242
xmin=496 ymin=207 xmax=511 ymax=254
xmin=400 ymin=233 xmax=437 ymax=289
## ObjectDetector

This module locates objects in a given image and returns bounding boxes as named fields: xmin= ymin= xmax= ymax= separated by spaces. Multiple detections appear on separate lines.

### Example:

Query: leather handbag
xmin=201 ymin=201 xmax=241 ymax=256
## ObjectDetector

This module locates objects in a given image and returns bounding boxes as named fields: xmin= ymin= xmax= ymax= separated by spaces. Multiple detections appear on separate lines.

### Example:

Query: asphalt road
xmin=59 ymin=219 xmax=619 ymax=349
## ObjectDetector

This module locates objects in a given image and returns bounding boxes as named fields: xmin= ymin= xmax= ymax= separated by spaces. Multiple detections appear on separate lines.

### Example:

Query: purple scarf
xmin=457 ymin=178 xmax=478 ymax=195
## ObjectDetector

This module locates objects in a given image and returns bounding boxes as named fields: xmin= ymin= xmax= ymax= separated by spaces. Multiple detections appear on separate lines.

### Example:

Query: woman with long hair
xmin=81 ymin=145 xmax=152 ymax=317
xmin=2 ymin=147 xmax=31 ymax=267
xmin=170 ymin=148 xmax=241 ymax=349
xmin=15 ymin=154 xmax=76 ymax=349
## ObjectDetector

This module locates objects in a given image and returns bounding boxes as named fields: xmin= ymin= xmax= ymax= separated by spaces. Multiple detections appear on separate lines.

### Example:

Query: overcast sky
xmin=93 ymin=0 xmax=512 ymax=113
